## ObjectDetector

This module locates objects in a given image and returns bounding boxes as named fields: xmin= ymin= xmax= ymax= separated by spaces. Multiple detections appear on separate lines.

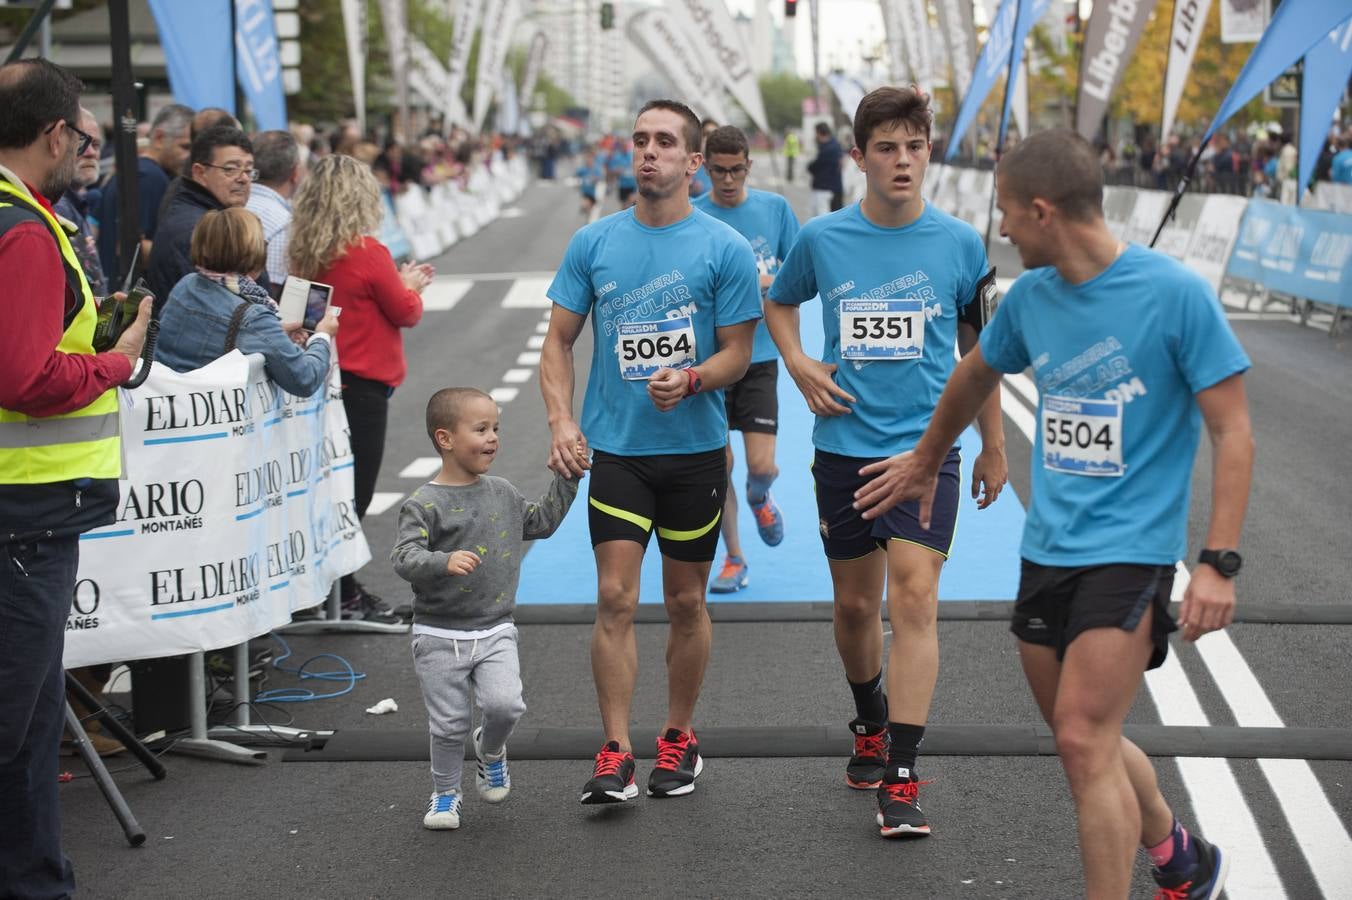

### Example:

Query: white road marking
xmin=490 ymin=387 xmax=519 ymax=403
xmin=500 ymin=207 xmax=525 ymax=218
xmin=526 ymin=334 xmax=546 ymax=350
xmin=421 ymin=278 xmax=473 ymax=311
xmin=501 ymin=368 xmax=534 ymax=384
xmin=517 ymin=351 xmax=540 ymax=366
xmin=435 ymin=270 xmax=557 ymax=282
xmin=1197 ymin=632 xmax=1352 ymax=896
xmin=365 ymin=492 xmax=404 ymax=516
xmin=535 ymin=320 xmax=550 ymax=333
xmin=501 ymin=276 xmax=555 ymax=308
xmin=398 ymin=457 xmax=442 ymax=479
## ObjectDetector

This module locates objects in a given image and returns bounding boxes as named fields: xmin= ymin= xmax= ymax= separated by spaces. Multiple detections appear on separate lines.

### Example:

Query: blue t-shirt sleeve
xmin=1169 ymin=272 xmax=1251 ymax=393
xmin=767 ymin=225 xmax=816 ymax=306
xmin=978 ymin=280 xmax=1030 ymax=373
xmin=714 ymin=234 xmax=762 ymax=327
xmin=547 ymin=230 xmax=595 ymax=316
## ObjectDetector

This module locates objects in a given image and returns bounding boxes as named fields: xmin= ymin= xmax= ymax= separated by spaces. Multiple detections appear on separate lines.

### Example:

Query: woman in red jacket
xmin=289 ymin=154 xmax=433 ymax=622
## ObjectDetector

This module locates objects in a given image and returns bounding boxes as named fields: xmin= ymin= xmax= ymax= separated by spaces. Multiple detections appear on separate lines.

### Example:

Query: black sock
xmin=886 ymin=722 xmax=926 ymax=780
xmin=847 ymin=671 xmax=887 ymax=724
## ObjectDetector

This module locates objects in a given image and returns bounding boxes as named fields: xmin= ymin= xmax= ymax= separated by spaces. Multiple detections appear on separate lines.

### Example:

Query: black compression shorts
xmin=587 ymin=448 xmax=727 ymax=563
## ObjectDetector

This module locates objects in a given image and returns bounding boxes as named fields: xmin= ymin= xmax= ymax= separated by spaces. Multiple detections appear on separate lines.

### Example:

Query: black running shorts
xmin=1011 ymin=561 xmax=1178 ymax=670
xmin=587 ymin=448 xmax=727 ymax=563
xmin=812 ymin=447 xmax=961 ymax=560
xmin=724 ymin=360 xmax=779 ymax=435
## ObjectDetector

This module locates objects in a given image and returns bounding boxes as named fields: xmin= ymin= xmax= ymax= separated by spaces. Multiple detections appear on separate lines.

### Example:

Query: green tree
xmin=758 ymin=72 xmax=813 ymax=133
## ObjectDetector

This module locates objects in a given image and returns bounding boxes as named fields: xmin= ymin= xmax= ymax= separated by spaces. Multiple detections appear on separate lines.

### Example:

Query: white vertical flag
xmin=935 ymin=0 xmax=978 ymax=100
xmin=1161 ymin=0 xmax=1216 ymax=139
xmin=899 ymin=0 xmax=935 ymax=86
xmin=377 ymin=0 xmax=410 ymax=133
xmin=472 ymin=0 xmax=521 ymax=133
xmin=626 ymin=9 xmax=734 ymax=124
xmin=880 ymin=0 xmax=908 ymax=83
xmin=341 ymin=0 xmax=367 ymax=133
xmin=665 ymin=0 xmax=770 ymax=132
xmin=446 ymin=0 xmax=484 ymax=130
xmin=519 ymin=32 xmax=549 ymax=114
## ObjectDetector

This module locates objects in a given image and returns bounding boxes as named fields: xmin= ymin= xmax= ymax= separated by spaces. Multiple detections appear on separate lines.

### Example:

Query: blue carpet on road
xmin=518 ymin=304 xmax=1025 ymax=604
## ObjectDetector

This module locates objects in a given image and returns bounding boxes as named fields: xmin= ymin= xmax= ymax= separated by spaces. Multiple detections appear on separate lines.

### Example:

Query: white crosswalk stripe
xmin=421 ymin=278 xmax=473 ymax=311
xmin=517 ymin=351 xmax=540 ymax=365
xmin=398 ymin=457 xmax=442 ymax=479
xmin=490 ymin=387 xmax=519 ymax=403
xmin=365 ymin=492 xmax=404 ymax=516
xmin=501 ymin=368 xmax=534 ymax=384
xmin=501 ymin=276 xmax=555 ymax=308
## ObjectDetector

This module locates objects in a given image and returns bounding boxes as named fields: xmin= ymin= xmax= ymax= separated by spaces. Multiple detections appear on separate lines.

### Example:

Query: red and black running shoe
xmin=580 ymin=740 xmax=638 ymax=804
xmin=845 ymin=717 xmax=889 ymax=789
xmin=646 ymin=728 xmax=703 ymax=797
xmin=876 ymin=769 xmax=931 ymax=838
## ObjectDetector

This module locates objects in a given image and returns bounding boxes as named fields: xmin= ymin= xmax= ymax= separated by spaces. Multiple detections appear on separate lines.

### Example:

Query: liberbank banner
xmin=1227 ymin=200 xmax=1352 ymax=308
xmin=64 ymin=353 xmax=370 ymax=668
xmin=1076 ymin=0 xmax=1158 ymax=138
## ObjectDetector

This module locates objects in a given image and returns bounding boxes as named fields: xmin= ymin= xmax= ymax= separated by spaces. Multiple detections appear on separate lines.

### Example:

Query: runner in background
xmin=693 ymin=125 xmax=800 ymax=593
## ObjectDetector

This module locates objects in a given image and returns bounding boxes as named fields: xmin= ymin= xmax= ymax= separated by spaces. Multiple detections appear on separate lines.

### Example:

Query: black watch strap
xmin=1198 ymin=548 xmax=1242 ymax=578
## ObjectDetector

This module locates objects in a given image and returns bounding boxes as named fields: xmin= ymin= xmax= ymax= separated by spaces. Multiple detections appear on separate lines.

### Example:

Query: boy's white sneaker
xmin=423 ymin=791 xmax=462 ymax=829
xmin=473 ymin=726 xmax=512 ymax=803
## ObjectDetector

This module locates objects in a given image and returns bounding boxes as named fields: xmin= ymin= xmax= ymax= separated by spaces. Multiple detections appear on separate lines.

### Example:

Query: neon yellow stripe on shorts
xmin=588 ymin=496 xmax=652 ymax=532
xmin=656 ymin=510 xmax=721 ymax=542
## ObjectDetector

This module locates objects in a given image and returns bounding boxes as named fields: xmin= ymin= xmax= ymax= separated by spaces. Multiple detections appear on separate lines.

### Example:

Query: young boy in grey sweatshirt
xmin=391 ymin=387 xmax=579 ymax=830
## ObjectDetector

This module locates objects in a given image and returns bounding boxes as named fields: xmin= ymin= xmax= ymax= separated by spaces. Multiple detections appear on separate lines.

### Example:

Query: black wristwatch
xmin=1198 ymin=548 xmax=1242 ymax=578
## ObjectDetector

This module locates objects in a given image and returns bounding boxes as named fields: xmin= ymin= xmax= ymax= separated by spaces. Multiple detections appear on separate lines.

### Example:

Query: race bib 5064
xmin=617 ymin=316 xmax=696 ymax=380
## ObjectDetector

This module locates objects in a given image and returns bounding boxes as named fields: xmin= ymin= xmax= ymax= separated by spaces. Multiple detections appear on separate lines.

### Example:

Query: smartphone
xmin=279 ymin=276 xmax=333 ymax=330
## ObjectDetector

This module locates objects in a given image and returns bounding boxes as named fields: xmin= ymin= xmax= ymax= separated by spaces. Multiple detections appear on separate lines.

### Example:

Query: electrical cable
xmin=252 ymin=633 xmax=365 ymax=703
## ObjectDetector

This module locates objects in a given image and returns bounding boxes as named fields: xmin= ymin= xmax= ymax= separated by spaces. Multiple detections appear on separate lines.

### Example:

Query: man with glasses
xmin=0 ymin=58 xmax=152 ymax=899
xmin=693 ymin=125 xmax=799 ymax=593
xmin=147 ymin=125 xmax=256 ymax=303
xmin=53 ymin=107 xmax=107 ymax=296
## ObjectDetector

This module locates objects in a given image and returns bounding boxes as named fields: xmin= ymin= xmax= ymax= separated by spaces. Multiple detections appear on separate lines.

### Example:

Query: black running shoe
xmin=845 ymin=717 xmax=889 ymax=790
xmin=580 ymin=741 xmax=638 ymax=804
xmin=1151 ymin=834 xmax=1229 ymax=900
xmin=876 ymin=770 xmax=931 ymax=837
xmin=647 ymin=728 xmax=703 ymax=797
xmin=340 ymin=582 xmax=407 ymax=625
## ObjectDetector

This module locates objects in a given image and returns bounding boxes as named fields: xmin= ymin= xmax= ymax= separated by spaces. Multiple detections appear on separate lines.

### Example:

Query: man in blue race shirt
xmin=766 ymin=85 xmax=1008 ymax=838
xmin=607 ymin=139 xmax=638 ymax=208
xmin=693 ymin=125 xmax=800 ymax=593
xmin=688 ymin=118 xmax=718 ymax=198
xmin=541 ymin=99 xmax=761 ymax=806
xmin=855 ymin=129 xmax=1252 ymax=898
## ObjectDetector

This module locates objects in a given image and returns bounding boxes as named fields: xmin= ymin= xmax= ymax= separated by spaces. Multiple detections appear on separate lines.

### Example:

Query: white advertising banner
xmin=408 ymin=36 xmax=453 ymax=117
xmin=341 ymin=0 xmax=367 ymax=133
xmin=665 ymin=0 xmax=769 ymax=131
xmin=1183 ymin=193 xmax=1249 ymax=290
xmin=898 ymin=0 xmax=936 ymax=86
xmin=519 ymin=32 xmax=549 ymax=116
xmin=1220 ymin=0 xmax=1264 ymax=43
xmin=64 ymin=353 xmax=370 ymax=668
xmin=446 ymin=0 xmax=485 ymax=130
xmin=1162 ymin=0 xmax=1215 ymax=139
xmin=473 ymin=0 xmax=521 ymax=132
xmin=377 ymin=0 xmax=410 ymax=124
xmin=935 ymin=0 xmax=977 ymax=99
xmin=627 ymin=9 xmax=733 ymax=124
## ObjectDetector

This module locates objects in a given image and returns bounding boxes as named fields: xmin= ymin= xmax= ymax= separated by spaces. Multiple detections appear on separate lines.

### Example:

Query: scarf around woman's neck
xmin=196 ymin=267 xmax=278 ymax=312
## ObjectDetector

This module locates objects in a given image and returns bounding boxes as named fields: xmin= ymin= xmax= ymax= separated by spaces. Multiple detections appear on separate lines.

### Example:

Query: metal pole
xmin=233 ymin=642 xmax=250 ymax=726
xmin=108 ymin=0 xmax=141 ymax=287
xmin=39 ymin=16 xmax=51 ymax=58
xmin=3 ymin=0 xmax=59 ymax=64
xmin=983 ymin=0 xmax=1023 ymax=253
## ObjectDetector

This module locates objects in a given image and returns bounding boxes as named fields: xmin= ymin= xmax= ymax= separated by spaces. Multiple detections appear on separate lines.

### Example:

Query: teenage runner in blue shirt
xmin=854 ymin=128 xmax=1252 ymax=898
xmin=541 ymin=99 xmax=761 ymax=806
xmin=693 ymin=125 xmax=801 ymax=593
xmin=766 ymin=86 xmax=1008 ymax=838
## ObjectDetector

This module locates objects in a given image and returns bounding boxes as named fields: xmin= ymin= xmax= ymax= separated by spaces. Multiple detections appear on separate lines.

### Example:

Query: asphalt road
xmin=61 ymin=162 xmax=1352 ymax=900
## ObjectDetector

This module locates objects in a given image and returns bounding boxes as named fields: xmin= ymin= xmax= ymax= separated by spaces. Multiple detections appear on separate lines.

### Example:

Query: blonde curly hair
xmin=287 ymin=154 xmax=384 ymax=279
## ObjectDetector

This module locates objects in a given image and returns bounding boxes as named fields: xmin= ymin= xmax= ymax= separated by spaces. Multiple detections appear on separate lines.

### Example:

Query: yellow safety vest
xmin=0 ymin=178 xmax=121 ymax=485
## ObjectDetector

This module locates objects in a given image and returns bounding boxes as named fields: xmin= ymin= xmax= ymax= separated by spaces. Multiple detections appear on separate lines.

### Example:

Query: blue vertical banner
xmin=148 ymin=0 xmax=234 ymax=113
xmin=1298 ymin=16 xmax=1352 ymax=197
xmin=944 ymin=0 xmax=1048 ymax=160
xmin=997 ymin=0 xmax=1049 ymax=144
xmin=234 ymin=0 xmax=289 ymax=131
xmin=1203 ymin=0 xmax=1352 ymax=142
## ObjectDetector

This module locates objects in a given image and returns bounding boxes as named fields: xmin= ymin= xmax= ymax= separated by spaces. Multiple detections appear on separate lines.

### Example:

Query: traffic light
xmin=785 ymin=0 xmax=797 ymax=17
xmin=600 ymin=1 xmax=614 ymax=30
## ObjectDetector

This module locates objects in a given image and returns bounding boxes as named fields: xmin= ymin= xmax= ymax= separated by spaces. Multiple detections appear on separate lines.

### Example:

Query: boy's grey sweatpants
xmin=411 ymin=626 xmax=526 ymax=794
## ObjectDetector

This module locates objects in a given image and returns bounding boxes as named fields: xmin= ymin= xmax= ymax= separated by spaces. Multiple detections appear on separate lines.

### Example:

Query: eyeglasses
xmin=200 ymin=162 xmax=260 ymax=182
xmin=45 ymin=120 xmax=95 ymax=156
xmin=707 ymin=163 xmax=749 ymax=180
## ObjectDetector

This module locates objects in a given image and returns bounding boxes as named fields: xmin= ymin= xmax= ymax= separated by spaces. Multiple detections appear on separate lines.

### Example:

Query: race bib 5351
xmin=839 ymin=299 xmax=924 ymax=360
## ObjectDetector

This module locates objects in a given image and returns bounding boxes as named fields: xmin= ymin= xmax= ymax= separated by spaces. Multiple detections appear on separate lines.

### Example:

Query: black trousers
xmin=340 ymin=371 xmax=393 ymax=597
xmin=0 ymin=536 xmax=78 ymax=899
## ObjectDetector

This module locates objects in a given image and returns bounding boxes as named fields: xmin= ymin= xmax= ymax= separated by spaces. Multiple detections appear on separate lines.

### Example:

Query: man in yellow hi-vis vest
xmin=0 ymin=58 xmax=150 ymax=898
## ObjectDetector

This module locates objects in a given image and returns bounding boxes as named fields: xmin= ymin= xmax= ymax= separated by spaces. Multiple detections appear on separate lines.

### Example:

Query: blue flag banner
xmin=946 ymin=0 xmax=1048 ymax=160
xmin=235 ymin=0 xmax=288 ymax=131
xmin=1298 ymin=16 xmax=1352 ymax=199
xmin=148 ymin=0 xmax=234 ymax=113
xmin=1227 ymin=199 xmax=1352 ymax=308
xmin=1203 ymin=0 xmax=1352 ymax=143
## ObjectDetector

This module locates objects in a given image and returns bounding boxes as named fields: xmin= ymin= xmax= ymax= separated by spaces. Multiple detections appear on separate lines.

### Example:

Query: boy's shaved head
xmin=426 ymin=387 xmax=493 ymax=448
